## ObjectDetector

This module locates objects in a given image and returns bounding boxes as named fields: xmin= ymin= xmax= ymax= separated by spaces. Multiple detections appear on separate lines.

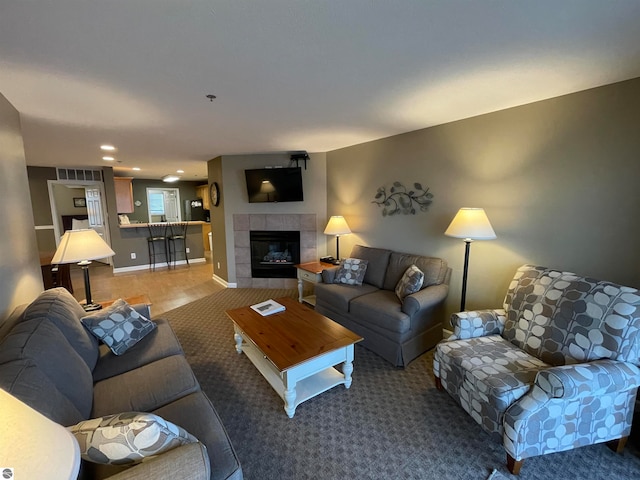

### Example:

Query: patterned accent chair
xmin=433 ymin=265 xmax=640 ymax=474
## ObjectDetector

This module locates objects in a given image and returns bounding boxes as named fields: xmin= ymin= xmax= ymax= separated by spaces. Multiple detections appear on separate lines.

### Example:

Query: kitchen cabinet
xmin=114 ymin=177 xmax=134 ymax=213
xmin=196 ymin=184 xmax=210 ymax=210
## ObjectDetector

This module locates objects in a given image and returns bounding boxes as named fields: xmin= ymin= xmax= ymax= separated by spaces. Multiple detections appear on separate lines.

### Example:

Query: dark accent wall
xmin=327 ymin=77 xmax=640 ymax=319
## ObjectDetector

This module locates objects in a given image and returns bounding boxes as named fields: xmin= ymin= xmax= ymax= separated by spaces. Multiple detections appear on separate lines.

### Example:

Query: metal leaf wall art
xmin=372 ymin=181 xmax=434 ymax=217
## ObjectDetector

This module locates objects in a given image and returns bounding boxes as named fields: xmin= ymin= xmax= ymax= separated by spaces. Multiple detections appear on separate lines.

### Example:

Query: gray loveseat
xmin=315 ymin=245 xmax=451 ymax=367
xmin=0 ymin=288 xmax=242 ymax=480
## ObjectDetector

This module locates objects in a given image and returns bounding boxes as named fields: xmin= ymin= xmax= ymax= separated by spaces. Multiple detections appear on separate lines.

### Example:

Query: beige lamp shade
xmin=444 ymin=208 xmax=496 ymax=240
xmin=52 ymin=229 xmax=115 ymax=264
xmin=323 ymin=216 xmax=352 ymax=236
xmin=0 ymin=389 xmax=81 ymax=479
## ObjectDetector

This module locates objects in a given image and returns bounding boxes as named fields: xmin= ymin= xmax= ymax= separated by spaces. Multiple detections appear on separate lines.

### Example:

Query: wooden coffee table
xmin=226 ymin=296 xmax=363 ymax=418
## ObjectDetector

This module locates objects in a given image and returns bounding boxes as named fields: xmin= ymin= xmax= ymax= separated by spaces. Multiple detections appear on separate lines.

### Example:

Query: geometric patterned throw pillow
xmin=67 ymin=412 xmax=197 ymax=465
xmin=81 ymin=299 xmax=156 ymax=356
xmin=333 ymin=258 xmax=369 ymax=286
xmin=395 ymin=264 xmax=424 ymax=301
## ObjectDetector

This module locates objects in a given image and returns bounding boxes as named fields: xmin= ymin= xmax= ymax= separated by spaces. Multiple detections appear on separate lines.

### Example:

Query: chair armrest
xmin=535 ymin=360 xmax=640 ymax=399
xmin=321 ymin=266 xmax=340 ymax=283
xmin=447 ymin=309 xmax=506 ymax=340
xmin=103 ymin=443 xmax=210 ymax=480
xmin=402 ymin=284 xmax=448 ymax=316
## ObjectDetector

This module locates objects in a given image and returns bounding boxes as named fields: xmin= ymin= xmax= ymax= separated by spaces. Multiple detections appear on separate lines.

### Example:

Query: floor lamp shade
xmin=52 ymin=229 xmax=115 ymax=311
xmin=324 ymin=216 xmax=351 ymax=260
xmin=445 ymin=208 xmax=496 ymax=311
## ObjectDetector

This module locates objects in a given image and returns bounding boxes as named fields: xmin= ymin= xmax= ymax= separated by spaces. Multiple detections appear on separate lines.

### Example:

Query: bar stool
xmin=147 ymin=223 xmax=169 ymax=271
xmin=167 ymin=222 xmax=189 ymax=268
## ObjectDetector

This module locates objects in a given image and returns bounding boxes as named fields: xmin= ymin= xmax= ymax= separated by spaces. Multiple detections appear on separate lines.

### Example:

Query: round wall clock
xmin=209 ymin=182 xmax=220 ymax=207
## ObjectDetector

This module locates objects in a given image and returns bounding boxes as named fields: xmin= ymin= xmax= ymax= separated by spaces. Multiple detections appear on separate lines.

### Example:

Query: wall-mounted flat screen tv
xmin=245 ymin=167 xmax=304 ymax=203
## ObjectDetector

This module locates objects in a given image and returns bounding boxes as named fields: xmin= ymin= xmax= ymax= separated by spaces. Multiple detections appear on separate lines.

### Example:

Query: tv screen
xmin=245 ymin=167 xmax=304 ymax=203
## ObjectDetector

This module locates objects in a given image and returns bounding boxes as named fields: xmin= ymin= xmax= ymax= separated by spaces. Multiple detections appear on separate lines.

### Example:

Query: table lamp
xmin=323 ymin=216 xmax=352 ymax=261
xmin=445 ymin=208 xmax=496 ymax=311
xmin=52 ymin=229 xmax=115 ymax=311
xmin=0 ymin=388 xmax=81 ymax=480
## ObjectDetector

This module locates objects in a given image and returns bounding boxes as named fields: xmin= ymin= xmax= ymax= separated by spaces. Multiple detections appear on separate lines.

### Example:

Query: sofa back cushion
xmin=21 ymin=288 xmax=99 ymax=370
xmin=502 ymin=265 xmax=640 ymax=366
xmin=349 ymin=245 xmax=392 ymax=289
xmin=383 ymin=252 xmax=449 ymax=291
xmin=0 ymin=318 xmax=94 ymax=420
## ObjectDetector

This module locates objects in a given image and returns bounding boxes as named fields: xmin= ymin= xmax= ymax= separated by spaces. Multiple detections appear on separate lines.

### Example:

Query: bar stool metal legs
xmin=167 ymin=222 xmax=189 ymax=268
xmin=147 ymin=223 xmax=169 ymax=271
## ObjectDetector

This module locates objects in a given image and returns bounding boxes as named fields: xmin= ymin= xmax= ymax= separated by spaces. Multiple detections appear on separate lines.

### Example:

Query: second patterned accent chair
xmin=433 ymin=264 xmax=640 ymax=475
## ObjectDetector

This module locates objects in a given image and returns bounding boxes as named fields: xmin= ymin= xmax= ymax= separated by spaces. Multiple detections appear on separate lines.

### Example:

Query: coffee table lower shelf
xmin=233 ymin=325 xmax=354 ymax=418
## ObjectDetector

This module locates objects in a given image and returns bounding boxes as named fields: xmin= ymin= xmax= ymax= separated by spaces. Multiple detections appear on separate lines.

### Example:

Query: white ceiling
xmin=1 ymin=1 xmax=639 ymax=181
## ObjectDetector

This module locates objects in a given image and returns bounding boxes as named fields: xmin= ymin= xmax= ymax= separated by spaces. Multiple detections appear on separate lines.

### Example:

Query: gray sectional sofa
xmin=0 ymin=288 xmax=242 ymax=480
xmin=315 ymin=245 xmax=451 ymax=367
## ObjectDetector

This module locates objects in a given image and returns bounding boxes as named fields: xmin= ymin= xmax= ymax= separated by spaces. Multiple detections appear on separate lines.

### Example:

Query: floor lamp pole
xmin=79 ymin=260 xmax=101 ymax=312
xmin=335 ymin=236 xmax=340 ymax=260
xmin=460 ymin=240 xmax=472 ymax=311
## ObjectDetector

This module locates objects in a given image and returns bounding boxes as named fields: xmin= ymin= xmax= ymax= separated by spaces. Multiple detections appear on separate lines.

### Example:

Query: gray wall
xmin=216 ymin=153 xmax=327 ymax=283
xmin=327 ymin=77 xmax=640 ymax=320
xmin=0 ymin=93 xmax=43 ymax=321
xmin=208 ymin=157 xmax=228 ymax=280
xmin=27 ymin=166 xmax=57 ymax=252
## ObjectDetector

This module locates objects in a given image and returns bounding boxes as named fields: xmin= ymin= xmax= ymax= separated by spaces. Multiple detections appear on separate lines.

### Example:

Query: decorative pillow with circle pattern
xmin=68 ymin=412 xmax=197 ymax=465
xmin=395 ymin=264 xmax=424 ymax=300
xmin=333 ymin=258 xmax=369 ymax=286
xmin=81 ymin=299 xmax=156 ymax=355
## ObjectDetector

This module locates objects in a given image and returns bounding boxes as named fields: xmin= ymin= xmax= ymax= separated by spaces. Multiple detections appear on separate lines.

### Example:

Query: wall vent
xmin=56 ymin=168 xmax=103 ymax=182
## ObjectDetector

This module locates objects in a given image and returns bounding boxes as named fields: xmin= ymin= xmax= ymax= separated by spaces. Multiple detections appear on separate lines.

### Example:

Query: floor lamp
xmin=445 ymin=208 xmax=496 ymax=311
xmin=52 ymin=229 xmax=115 ymax=311
xmin=323 ymin=216 xmax=351 ymax=262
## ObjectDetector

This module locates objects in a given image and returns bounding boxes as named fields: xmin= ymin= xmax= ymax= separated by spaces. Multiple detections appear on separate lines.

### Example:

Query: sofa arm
xmin=131 ymin=303 xmax=151 ymax=319
xmin=104 ymin=443 xmax=210 ymax=480
xmin=535 ymin=360 xmax=640 ymax=400
xmin=447 ymin=309 xmax=506 ymax=340
xmin=321 ymin=266 xmax=340 ymax=284
xmin=402 ymin=284 xmax=448 ymax=316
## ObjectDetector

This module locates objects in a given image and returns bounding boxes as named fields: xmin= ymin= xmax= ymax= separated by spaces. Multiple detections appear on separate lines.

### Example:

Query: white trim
xmin=213 ymin=274 xmax=236 ymax=288
xmin=112 ymin=257 xmax=206 ymax=274
xmin=34 ymin=225 xmax=55 ymax=230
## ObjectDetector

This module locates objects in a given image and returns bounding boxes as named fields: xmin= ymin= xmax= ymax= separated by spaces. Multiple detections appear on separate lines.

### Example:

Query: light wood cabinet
xmin=196 ymin=184 xmax=210 ymax=210
xmin=114 ymin=177 xmax=134 ymax=213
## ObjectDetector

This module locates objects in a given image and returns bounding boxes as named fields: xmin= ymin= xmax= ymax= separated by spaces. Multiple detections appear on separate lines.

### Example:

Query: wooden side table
xmin=98 ymin=295 xmax=152 ymax=313
xmin=295 ymin=261 xmax=334 ymax=306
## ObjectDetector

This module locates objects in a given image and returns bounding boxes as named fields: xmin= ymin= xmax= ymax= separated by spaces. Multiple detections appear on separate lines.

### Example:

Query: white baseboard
xmin=113 ymin=257 xmax=206 ymax=274
xmin=213 ymin=274 xmax=236 ymax=288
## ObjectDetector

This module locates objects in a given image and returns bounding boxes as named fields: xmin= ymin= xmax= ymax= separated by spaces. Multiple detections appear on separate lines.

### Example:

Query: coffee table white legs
xmin=283 ymin=387 xmax=296 ymax=418
xmin=297 ymin=278 xmax=304 ymax=303
xmin=343 ymin=360 xmax=354 ymax=389
xmin=234 ymin=333 xmax=243 ymax=354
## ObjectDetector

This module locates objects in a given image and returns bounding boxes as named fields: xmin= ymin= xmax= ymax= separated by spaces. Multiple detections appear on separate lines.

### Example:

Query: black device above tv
xmin=245 ymin=167 xmax=304 ymax=203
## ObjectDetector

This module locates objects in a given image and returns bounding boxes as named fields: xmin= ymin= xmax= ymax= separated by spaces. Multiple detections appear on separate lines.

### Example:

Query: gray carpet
xmin=162 ymin=288 xmax=640 ymax=480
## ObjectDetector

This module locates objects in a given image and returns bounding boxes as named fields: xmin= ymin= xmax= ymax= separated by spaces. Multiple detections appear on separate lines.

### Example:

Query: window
xmin=146 ymin=188 xmax=181 ymax=223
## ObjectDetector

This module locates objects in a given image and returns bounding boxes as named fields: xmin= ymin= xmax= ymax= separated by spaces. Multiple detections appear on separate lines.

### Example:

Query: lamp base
xmin=82 ymin=303 xmax=102 ymax=312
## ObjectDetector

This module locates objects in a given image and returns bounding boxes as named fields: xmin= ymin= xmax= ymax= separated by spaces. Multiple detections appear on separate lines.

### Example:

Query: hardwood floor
xmin=69 ymin=253 xmax=224 ymax=317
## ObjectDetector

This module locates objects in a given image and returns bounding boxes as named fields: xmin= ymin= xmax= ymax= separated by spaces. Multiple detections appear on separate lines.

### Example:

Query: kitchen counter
xmin=119 ymin=221 xmax=209 ymax=229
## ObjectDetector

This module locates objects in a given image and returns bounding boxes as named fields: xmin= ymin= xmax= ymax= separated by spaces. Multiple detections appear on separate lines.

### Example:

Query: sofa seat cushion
xmin=383 ymin=252 xmax=448 ymax=291
xmin=21 ymin=287 xmax=99 ymax=369
xmin=350 ymin=245 xmax=392 ymax=288
xmin=0 ymin=359 xmax=86 ymax=426
xmin=153 ymin=392 xmax=243 ymax=480
xmin=92 ymin=319 xmax=184 ymax=382
xmin=315 ymin=283 xmax=379 ymax=313
xmin=0 ymin=318 xmax=94 ymax=419
xmin=436 ymin=335 xmax=550 ymax=415
xmin=92 ymin=355 xmax=200 ymax=417
xmin=350 ymin=290 xmax=410 ymax=334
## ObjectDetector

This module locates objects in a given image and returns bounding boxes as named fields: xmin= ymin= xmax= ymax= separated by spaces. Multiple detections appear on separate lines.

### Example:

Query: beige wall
xmin=327 ymin=77 xmax=640 ymax=319
xmin=208 ymin=157 xmax=228 ymax=280
xmin=0 ymin=93 xmax=43 ymax=321
xmin=214 ymin=153 xmax=327 ymax=283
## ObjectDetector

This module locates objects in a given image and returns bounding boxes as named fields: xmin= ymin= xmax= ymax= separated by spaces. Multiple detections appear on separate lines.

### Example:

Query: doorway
xmin=146 ymin=188 xmax=181 ymax=223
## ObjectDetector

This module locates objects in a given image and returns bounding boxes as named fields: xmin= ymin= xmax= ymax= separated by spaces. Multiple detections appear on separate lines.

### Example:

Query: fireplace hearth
xmin=250 ymin=230 xmax=300 ymax=278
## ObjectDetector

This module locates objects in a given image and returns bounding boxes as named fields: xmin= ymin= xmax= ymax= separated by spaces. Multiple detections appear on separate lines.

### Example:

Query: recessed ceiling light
xmin=100 ymin=144 xmax=116 ymax=151
xmin=176 ymin=169 xmax=184 ymax=173
xmin=102 ymin=156 xmax=114 ymax=161
xmin=132 ymin=167 xmax=141 ymax=171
